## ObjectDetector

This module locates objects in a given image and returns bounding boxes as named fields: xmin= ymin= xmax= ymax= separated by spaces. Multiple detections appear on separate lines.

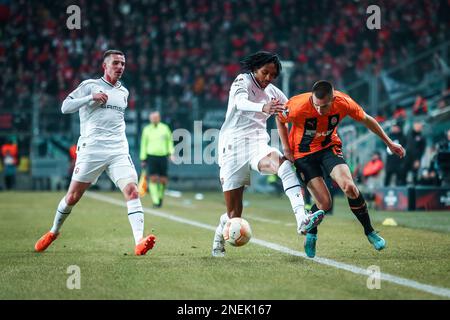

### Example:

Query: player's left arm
xmin=360 ymin=113 xmax=406 ymax=158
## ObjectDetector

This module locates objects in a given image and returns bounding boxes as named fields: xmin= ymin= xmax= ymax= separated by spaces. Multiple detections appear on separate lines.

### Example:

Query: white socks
xmin=50 ymin=197 xmax=73 ymax=234
xmin=127 ymin=198 xmax=144 ymax=245
xmin=277 ymin=160 xmax=306 ymax=230
xmin=213 ymin=213 xmax=229 ymax=247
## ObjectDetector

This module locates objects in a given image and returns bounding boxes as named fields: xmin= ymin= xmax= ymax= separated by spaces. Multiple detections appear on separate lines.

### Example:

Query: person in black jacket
xmin=384 ymin=121 xmax=407 ymax=186
xmin=405 ymin=121 xmax=426 ymax=185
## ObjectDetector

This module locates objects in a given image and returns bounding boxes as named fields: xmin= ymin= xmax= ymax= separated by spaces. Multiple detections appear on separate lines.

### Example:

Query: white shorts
xmin=72 ymin=140 xmax=138 ymax=188
xmin=219 ymin=141 xmax=281 ymax=192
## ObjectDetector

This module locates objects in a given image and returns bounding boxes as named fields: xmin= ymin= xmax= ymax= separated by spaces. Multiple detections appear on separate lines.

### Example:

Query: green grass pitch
xmin=0 ymin=191 xmax=449 ymax=299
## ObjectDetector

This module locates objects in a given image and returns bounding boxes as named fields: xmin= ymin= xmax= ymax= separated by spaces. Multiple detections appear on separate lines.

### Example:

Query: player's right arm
xmin=232 ymin=76 xmax=285 ymax=114
xmin=61 ymin=81 xmax=108 ymax=114
xmin=360 ymin=113 xmax=406 ymax=158
xmin=343 ymin=93 xmax=406 ymax=158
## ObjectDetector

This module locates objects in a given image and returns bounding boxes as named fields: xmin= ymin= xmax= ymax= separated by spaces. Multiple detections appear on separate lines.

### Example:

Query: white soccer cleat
xmin=298 ymin=210 xmax=325 ymax=235
xmin=211 ymin=235 xmax=226 ymax=257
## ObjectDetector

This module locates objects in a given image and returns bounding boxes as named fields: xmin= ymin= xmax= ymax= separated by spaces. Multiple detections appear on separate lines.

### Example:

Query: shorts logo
xmin=74 ymin=167 xmax=79 ymax=174
xmin=220 ymin=178 xmax=224 ymax=185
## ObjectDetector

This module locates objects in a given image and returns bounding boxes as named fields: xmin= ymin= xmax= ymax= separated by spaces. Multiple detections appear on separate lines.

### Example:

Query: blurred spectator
xmin=1 ymin=138 xmax=18 ymax=190
xmin=417 ymin=167 xmax=440 ymax=186
xmin=437 ymin=129 xmax=450 ymax=151
xmin=405 ymin=122 xmax=426 ymax=185
xmin=393 ymin=105 xmax=407 ymax=120
xmin=384 ymin=121 xmax=407 ymax=186
xmin=362 ymin=151 xmax=384 ymax=189
xmin=435 ymin=129 xmax=450 ymax=186
xmin=412 ymin=95 xmax=428 ymax=115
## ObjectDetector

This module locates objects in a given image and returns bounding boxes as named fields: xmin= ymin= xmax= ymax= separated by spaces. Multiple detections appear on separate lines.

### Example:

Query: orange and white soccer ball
xmin=222 ymin=217 xmax=252 ymax=247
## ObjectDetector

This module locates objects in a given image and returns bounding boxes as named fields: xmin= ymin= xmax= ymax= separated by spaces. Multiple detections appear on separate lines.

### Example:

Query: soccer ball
xmin=222 ymin=217 xmax=252 ymax=247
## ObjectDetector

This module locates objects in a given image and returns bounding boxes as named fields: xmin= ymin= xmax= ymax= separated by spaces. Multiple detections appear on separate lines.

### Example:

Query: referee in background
xmin=140 ymin=111 xmax=174 ymax=208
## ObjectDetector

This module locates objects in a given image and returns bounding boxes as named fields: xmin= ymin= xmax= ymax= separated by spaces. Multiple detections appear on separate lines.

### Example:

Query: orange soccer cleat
xmin=34 ymin=231 xmax=59 ymax=252
xmin=135 ymin=234 xmax=156 ymax=256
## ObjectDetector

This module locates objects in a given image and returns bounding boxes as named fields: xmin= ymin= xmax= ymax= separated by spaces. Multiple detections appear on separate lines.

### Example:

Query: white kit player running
xmin=212 ymin=51 xmax=325 ymax=257
xmin=35 ymin=50 xmax=156 ymax=256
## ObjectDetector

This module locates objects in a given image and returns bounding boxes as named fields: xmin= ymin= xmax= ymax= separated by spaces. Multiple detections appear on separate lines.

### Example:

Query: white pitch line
xmin=86 ymin=192 xmax=450 ymax=299
xmin=246 ymin=215 xmax=282 ymax=224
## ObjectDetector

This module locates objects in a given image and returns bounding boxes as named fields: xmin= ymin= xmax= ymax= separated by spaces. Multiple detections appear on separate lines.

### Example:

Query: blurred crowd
xmin=1 ymin=0 xmax=449 ymax=190
xmin=1 ymin=0 xmax=449 ymax=129
xmin=357 ymin=125 xmax=450 ymax=188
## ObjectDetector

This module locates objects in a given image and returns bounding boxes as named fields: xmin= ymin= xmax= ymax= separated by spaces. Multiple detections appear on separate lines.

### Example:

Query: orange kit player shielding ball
xmin=276 ymin=80 xmax=405 ymax=258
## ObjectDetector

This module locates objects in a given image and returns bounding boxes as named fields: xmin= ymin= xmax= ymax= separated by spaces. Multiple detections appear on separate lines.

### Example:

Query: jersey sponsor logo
xmin=100 ymin=104 xmax=125 ymax=113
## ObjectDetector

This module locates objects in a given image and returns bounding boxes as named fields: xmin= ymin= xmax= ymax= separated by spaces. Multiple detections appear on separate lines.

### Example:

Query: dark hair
xmin=103 ymin=49 xmax=125 ymax=61
xmin=312 ymin=80 xmax=334 ymax=99
xmin=240 ymin=51 xmax=282 ymax=77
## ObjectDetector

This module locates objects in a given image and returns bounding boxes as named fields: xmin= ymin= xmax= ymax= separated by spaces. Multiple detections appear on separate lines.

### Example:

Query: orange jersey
xmin=279 ymin=90 xmax=365 ymax=159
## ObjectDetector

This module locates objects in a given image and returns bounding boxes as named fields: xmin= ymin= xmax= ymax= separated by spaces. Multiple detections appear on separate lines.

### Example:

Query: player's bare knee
xmin=123 ymin=183 xmax=139 ymax=200
xmin=317 ymin=199 xmax=332 ymax=211
xmin=66 ymin=192 xmax=82 ymax=205
xmin=269 ymin=162 xmax=279 ymax=174
xmin=128 ymin=189 xmax=139 ymax=200
xmin=342 ymin=181 xmax=358 ymax=198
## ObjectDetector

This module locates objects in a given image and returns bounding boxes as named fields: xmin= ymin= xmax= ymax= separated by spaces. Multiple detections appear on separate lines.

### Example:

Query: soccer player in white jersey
xmin=212 ymin=51 xmax=325 ymax=257
xmin=34 ymin=50 xmax=156 ymax=255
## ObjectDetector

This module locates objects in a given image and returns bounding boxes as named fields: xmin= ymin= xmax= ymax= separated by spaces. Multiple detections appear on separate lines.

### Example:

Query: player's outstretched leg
xmin=212 ymin=213 xmax=228 ymax=257
xmin=367 ymin=231 xmax=386 ymax=251
xmin=125 ymin=197 xmax=157 ymax=256
xmin=277 ymin=160 xmax=324 ymax=235
xmin=304 ymin=233 xmax=317 ymax=258
xmin=298 ymin=209 xmax=324 ymax=235
xmin=35 ymin=197 xmax=73 ymax=252
xmin=303 ymin=204 xmax=322 ymax=258
xmin=348 ymin=192 xmax=386 ymax=250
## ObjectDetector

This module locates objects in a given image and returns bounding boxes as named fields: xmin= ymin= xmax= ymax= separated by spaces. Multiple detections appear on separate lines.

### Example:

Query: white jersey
xmin=219 ymin=73 xmax=287 ymax=141
xmin=67 ymin=77 xmax=130 ymax=152
xmin=218 ymin=73 xmax=287 ymax=166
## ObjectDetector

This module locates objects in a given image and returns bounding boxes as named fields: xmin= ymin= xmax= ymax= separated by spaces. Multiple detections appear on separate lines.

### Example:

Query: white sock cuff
xmin=220 ymin=213 xmax=229 ymax=226
xmin=277 ymin=160 xmax=293 ymax=177
xmin=127 ymin=198 xmax=143 ymax=214
xmin=58 ymin=197 xmax=73 ymax=214
xmin=277 ymin=161 xmax=301 ymax=191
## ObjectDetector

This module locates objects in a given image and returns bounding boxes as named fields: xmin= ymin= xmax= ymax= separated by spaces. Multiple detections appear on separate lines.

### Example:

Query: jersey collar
xmin=101 ymin=77 xmax=122 ymax=88
xmin=249 ymin=73 xmax=264 ymax=90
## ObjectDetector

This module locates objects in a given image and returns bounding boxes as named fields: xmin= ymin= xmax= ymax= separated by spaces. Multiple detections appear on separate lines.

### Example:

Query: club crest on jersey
xmin=331 ymin=116 xmax=339 ymax=125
